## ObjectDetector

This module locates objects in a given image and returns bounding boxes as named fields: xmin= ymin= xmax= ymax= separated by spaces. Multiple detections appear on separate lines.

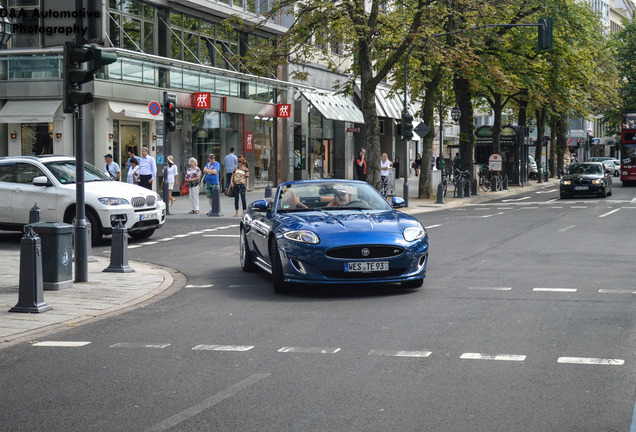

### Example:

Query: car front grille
xmin=572 ymin=178 xmax=592 ymax=185
xmin=325 ymin=246 xmax=405 ymax=259
xmin=131 ymin=196 xmax=156 ymax=207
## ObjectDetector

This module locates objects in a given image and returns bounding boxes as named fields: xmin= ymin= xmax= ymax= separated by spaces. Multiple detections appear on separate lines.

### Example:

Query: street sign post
xmin=489 ymin=154 xmax=503 ymax=172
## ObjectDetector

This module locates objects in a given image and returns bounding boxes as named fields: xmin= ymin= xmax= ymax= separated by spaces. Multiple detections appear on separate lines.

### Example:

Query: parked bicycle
xmin=440 ymin=168 xmax=449 ymax=198
xmin=479 ymin=164 xmax=491 ymax=192
xmin=452 ymin=169 xmax=470 ymax=197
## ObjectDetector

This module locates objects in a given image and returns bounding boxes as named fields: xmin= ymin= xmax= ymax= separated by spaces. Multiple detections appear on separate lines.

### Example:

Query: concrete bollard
xmin=10 ymin=226 xmax=52 ymax=313
xmin=209 ymin=187 xmax=221 ymax=217
xmin=264 ymin=184 xmax=272 ymax=198
xmin=435 ymin=182 xmax=445 ymax=204
xmin=464 ymin=177 xmax=471 ymax=197
xmin=29 ymin=203 xmax=41 ymax=224
xmin=103 ymin=220 xmax=134 ymax=273
xmin=537 ymin=168 xmax=542 ymax=184
xmin=456 ymin=178 xmax=464 ymax=198
xmin=503 ymin=174 xmax=509 ymax=190
xmin=86 ymin=221 xmax=97 ymax=263
xmin=472 ymin=178 xmax=478 ymax=196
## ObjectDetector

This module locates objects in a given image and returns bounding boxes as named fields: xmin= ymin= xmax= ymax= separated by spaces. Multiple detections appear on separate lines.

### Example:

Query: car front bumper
xmin=98 ymin=201 xmax=166 ymax=233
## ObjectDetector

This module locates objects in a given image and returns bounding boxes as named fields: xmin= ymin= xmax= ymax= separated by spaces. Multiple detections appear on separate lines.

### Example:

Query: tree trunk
xmin=454 ymin=75 xmax=475 ymax=176
xmin=534 ymin=107 xmax=547 ymax=178
xmin=418 ymin=67 xmax=443 ymax=199
xmin=491 ymin=93 xmax=503 ymax=155
xmin=358 ymin=39 xmax=382 ymax=190
xmin=556 ymin=114 xmax=567 ymax=175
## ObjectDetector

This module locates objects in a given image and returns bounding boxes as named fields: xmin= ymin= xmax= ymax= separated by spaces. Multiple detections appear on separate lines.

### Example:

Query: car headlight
xmin=283 ymin=230 xmax=320 ymax=244
xmin=561 ymin=180 xmax=571 ymax=185
xmin=98 ymin=197 xmax=130 ymax=206
xmin=591 ymin=179 xmax=602 ymax=185
xmin=403 ymin=226 xmax=426 ymax=242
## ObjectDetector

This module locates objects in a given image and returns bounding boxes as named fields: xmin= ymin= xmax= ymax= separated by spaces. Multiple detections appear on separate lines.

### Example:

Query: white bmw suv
xmin=0 ymin=155 xmax=166 ymax=243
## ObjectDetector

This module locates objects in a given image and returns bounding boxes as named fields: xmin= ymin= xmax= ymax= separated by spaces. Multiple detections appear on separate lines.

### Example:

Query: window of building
xmin=21 ymin=123 xmax=53 ymax=156
xmin=109 ymin=0 xmax=156 ymax=54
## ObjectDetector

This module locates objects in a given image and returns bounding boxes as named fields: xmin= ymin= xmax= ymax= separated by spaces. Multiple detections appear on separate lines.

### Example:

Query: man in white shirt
xmin=104 ymin=154 xmax=121 ymax=181
xmin=138 ymin=146 xmax=157 ymax=190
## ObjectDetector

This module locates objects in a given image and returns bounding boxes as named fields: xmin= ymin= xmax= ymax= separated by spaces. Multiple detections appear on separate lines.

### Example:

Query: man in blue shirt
xmin=138 ymin=146 xmax=157 ymax=190
xmin=223 ymin=147 xmax=238 ymax=191
xmin=203 ymin=153 xmax=220 ymax=216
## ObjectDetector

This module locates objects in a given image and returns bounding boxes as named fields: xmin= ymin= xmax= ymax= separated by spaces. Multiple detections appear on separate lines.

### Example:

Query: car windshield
xmin=44 ymin=160 xmax=110 ymax=184
xmin=276 ymin=182 xmax=392 ymax=212
xmin=567 ymin=164 xmax=602 ymax=175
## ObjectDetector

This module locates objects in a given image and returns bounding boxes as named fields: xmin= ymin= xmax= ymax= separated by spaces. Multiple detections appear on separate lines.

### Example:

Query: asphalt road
xmin=1 ymin=182 xmax=635 ymax=431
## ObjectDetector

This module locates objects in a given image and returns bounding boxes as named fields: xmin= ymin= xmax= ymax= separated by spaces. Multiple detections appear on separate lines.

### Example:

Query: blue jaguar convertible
xmin=239 ymin=179 xmax=429 ymax=293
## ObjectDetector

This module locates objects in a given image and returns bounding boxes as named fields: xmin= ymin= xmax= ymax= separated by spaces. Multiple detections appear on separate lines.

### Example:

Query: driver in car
xmin=327 ymin=188 xmax=354 ymax=207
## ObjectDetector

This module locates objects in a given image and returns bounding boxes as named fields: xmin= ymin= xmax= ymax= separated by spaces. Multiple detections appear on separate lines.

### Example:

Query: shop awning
xmin=301 ymin=91 xmax=364 ymax=123
xmin=108 ymin=101 xmax=163 ymax=120
xmin=0 ymin=100 xmax=62 ymax=123
xmin=374 ymin=88 xmax=416 ymax=120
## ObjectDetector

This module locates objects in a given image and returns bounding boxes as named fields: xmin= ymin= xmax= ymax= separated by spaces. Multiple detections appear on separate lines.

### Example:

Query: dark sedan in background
xmin=239 ymin=180 xmax=429 ymax=293
xmin=560 ymin=162 xmax=612 ymax=199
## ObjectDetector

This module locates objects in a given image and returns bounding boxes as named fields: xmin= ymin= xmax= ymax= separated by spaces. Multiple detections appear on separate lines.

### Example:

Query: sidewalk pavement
xmin=0 ymin=175 xmax=556 ymax=348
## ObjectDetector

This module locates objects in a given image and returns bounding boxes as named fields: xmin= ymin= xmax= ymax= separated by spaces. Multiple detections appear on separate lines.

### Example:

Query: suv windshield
xmin=567 ymin=164 xmax=602 ymax=175
xmin=44 ymin=160 xmax=110 ymax=184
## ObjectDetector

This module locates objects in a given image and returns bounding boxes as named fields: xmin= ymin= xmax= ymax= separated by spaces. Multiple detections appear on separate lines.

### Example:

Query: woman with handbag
xmin=185 ymin=157 xmax=201 ymax=214
xmin=126 ymin=158 xmax=140 ymax=184
xmin=229 ymin=156 xmax=249 ymax=217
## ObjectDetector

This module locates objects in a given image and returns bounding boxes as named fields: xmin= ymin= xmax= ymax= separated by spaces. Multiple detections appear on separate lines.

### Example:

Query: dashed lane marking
xmin=278 ymin=347 xmax=341 ymax=354
xmin=33 ymin=341 xmax=91 ymax=347
xmin=157 ymin=237 xmax=175 ymax=242
xmin=599 ymin=289 xmax=636 ymax=294
xmin=425 ymin=224 xmax=441 ymax=229
xmin=502 ymin=197 xmax=531 ymax=202
xmin=480 ymin=212 xmax=505 ymax=218
xmin=599 ymin=208 xmax=621 ymax=218
xmin=369 ymin=350 xmax=431 ymax=358
xmin=193 ymin=345 xmax=254 ymax=352
xmin=469 ymin=287 xmax=512 ymax=291
xmin=533 ymin=288 xmax=577 ymax=293
xmin=460 ymin=353 xmax=526 ymax=362
xmin=185 ymin=284 xmax=214 ymax=288
xmin=202 ymin=234 xmax=240 ymax=238
xmin=110 ymin=343 xmax=170 ymax=349
xmin=558 ymin=225 xmax=576 ymax=232
xmin=557 ymin=357 xmax=624 ymax=366
xmin=173 ymin=234 xmax=190 ymax=238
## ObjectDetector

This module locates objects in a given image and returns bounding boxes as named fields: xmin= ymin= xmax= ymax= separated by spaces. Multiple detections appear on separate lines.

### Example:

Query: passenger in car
xmin=280 ymin=187 xmax=308 ymax=210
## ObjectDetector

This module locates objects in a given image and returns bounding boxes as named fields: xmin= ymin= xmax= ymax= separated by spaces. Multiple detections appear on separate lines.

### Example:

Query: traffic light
xmin=164 ymin=100 xmax=176 ymax=132
xmin=402 ymin=112 xmax=413 ymax=141
xmin=63 ymin=42 xmax=94 ymax=114
xmin=576 ymin=139 xmax=581 ymax=147
xmin=89 ymin=47 xmax=118 ymax=74
xmin=538 ymin=18 xmax=553 ymax=51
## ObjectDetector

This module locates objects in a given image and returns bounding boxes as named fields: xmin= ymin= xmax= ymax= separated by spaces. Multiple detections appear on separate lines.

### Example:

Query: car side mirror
xmin=250 ymin=199 xmax=268 ymax=212
xmin=32 ymin=176 xmax=51 ymax=187
xmin=392 ymin=196 xmax=405 ymax=208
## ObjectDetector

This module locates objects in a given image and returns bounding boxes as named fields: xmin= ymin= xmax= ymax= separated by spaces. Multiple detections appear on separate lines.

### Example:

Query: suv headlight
xmin=561 ymin=180 xmax=571 ymax=185
xmin=283 ymin=230 xmax=320 ymax=244
xmin=98 ymin=197 xmax=130 ymax=206
xmin=403 ymin=226 xmax=426 ymax=242
xmin=591 ymin=179 xmax=602 ymax=185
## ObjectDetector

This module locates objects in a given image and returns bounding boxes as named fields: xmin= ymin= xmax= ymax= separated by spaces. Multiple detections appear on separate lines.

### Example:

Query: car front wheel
xmin=240 ymin=227 xmax=257 ymax=272
xmin=269 ymin=239 xmax=288 ymax=294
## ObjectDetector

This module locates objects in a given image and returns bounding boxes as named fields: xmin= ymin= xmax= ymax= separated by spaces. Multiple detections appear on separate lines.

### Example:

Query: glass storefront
xmin=253 ymin=117 xmax=273 ymax=187
xmin=21 ymin=123 xmax=53 ymax=156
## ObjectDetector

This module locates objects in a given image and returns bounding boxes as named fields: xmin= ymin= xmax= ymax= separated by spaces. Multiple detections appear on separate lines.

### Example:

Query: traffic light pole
xmin=162 ymin=92 xmax=170 ymax=215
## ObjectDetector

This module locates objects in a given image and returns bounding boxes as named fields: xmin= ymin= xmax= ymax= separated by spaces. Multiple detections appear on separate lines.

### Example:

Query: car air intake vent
xmin=131 ymin=196 xmax=146 ymax=207
xmin=146 ymin=195 xmax=156 ymax=206
xmin=325 ymin=246 xmax=405 ymax=259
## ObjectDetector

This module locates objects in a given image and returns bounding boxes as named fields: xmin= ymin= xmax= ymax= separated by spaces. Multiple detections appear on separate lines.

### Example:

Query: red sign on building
xmin=193 ymin=92 xmax=211 ymax=109
xmin=245 ymin=132 xmax=254 ymax=152
xmin=277 ymin=104 xmax=291 ymax=118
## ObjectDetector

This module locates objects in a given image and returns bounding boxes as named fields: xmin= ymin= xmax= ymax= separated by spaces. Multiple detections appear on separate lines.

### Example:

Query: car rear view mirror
xmin=32 ymin=176 xmax=51 ymax=187
xmin=392 ymin=196 xmax=405 ymax=208
xmin=250 ymin=199 xmax=268 ymax=212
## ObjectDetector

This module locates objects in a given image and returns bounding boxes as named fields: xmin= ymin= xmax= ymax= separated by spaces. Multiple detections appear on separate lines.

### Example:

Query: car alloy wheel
xmin=240 ymin=228 xmax=257 ymax=272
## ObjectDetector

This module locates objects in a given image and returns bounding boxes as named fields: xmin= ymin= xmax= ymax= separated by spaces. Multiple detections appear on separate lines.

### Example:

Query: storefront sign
xmin=277 ymin=104 xmax=291 ymax=118
xmin=193 ymin=92 xmax=211 ymax=109
xmin=347 ymin=127 xmax=360 ymax=132
xmin=489 ymin=153 xmax=503 ymax=172
xmin=245 ymin=132 xmax=254 ymax=152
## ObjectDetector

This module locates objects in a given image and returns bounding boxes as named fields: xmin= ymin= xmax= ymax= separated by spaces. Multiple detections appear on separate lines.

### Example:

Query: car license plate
xmin=345 ymin=261 xmax=389 ymax=272
xmin=574 ymin=186 xmax=589 ymax=191
xmin=140 ymin=213 xmax=157 ymax=221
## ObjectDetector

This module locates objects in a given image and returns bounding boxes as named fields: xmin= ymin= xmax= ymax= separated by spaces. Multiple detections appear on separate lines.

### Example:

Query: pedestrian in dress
xmin=415 ymin=153 xmax=422 ymax=177
xmin=104 ymin=154 xmax=121 ymax=181
xmin=355 ymin=148 xmax=367 ymax=181
xmin=138 ymin=146 xmax=157 ymax=190
xmin=380 ymin=153 xmax=393 ymax=198
xmin=166 ymin=155 xmax=178 ymax=206
xmin=126 ymin=158 xmax=139 ymax=184
xmin=230 ymin=156 xmax=249 ymax=217
xmin=203 ymin=153 xmax=220 ymax=216
xmin=185 ymin=157 xmax=201 ymax=214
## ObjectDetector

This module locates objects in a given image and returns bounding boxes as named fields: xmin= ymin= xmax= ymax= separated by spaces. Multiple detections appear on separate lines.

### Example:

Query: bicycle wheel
xmin=495 ymin=175 xmax=502 ymax=191
xmin=480 ymin=176 xmax=489 ymax=192
xmin=453 ymin=179 xmax=458 ymax=197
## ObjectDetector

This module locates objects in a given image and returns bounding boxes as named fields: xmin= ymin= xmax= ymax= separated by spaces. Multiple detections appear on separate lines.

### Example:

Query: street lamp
xmin=0 ymin=6 xmax=12 ymax=46
xmin=451 ymin=105 xmax=461 ymax=122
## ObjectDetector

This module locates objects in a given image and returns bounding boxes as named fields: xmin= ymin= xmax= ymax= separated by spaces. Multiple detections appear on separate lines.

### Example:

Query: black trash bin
xmin=31 ymin=222 xmax=73 ymax=290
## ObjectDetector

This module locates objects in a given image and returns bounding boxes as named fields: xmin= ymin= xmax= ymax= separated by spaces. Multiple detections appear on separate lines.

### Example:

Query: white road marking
xmin=558 ymin=225 xmax=576 ymax=232
xmin=425 ymin=224 xmax=441 ymax=229
xmin=368 ymin=350 xmax=432 ymax=358
xmin=545 ymin=198 xmax=558 ymax=203
xmin=189 ymin=231 xmax=204 ymax=235
xmin=278 ymin=347 xmax=341 ymax=354
xmin=557 ymin=357 xmax=624 ymax=366
xmin=141 ymin=241 xmax=158 ymax=245
xmin=496 ymin=207 xmax=514 ymax=210
xmin=185 ymin=284 xmax=213 ymax=288
xmin=157 ymin=237 xmax=175 ymax=242
xmin=173 ymin=234 xmax=190 ymax=238
xmin=128 ymin=245 xmax=143 ymax=249
xmin=110 ymin=343 xmax=170 ymax=349
xmin=520 ymin=207 xmax=538 ymax=209
xmin=550 ymin=206 xmax=563 ymax=209
xmin=33 ymin=341 xmax=91 ymax=347
xmin=571 ymin=206 xmax=587 ymax=209
xmin=469 ymin=287 xmax=512 ymax=291
xmin=599 ymin=208 xmax=621 ymax=218
xmin=536 ymin=189 xmax=558 ymax=194
xmin=481 ymin=212 xmax=505 ymax=218
xmin=599 ymin=289 xmax=636 ymax=294
xmin=147 ymin=373 xmax=270 ymax=432
xmin=533 ymin=288 xmax=577 ymax=293
xmin=192 ymin=345 xmax=254 ymax=352
xmin=202 ymin=234 xmax=240 ymax=238
xmin=202 ymin=228 xmax=218 ymax=232
xmin=460 ymin=353 xmax=526 ymax=362
xmin=502 ymin=197 xmax=530 ymax=202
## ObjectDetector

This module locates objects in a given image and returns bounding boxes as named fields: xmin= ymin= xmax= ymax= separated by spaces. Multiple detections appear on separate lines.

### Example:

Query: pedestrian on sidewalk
xmin=166 ymin=155 xmax=178 ymax=206
xmin=415 ymin=153 xmax=422 ymax=177
xmin=139 ymin=147 xmax=157 ymax=190
xmin=380 ymin=153 xmax=392 ymax=198
xmin=355 ymin=148 xmax=367 ymax=181
xmin=223 ymin=147 xmax=238 ymax=192
xmin=126 ymin=158 xmax=140 ymax=184
xmin=185 ymin=157 xmax=201 ymax=214
xmin=394 ymin=156 xmax=400 ymax=179
xmin=104 ymin=154 xmax=121 ymax=181
xmin=230 ymin=156 xmax=249 ymax=217
xmin=203 ymin=153 xmax=220 ymax=216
